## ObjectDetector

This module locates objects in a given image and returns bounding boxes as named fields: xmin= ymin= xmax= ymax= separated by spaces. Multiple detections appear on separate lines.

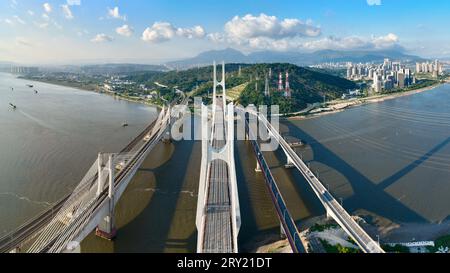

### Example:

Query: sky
xmin=1 ymin=0 xmax=449 ymax=64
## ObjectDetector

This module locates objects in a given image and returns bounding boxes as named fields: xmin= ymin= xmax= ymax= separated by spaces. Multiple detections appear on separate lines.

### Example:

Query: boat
xmin=26 ymin=84 xmax=33 ymax=88
xmin=122 ymin=122 xmax=129 ymax=127
xmin=9 ymin=103 xmax=17 ymax=109
xmin=34 ymin=90 xmax=38 ymax=94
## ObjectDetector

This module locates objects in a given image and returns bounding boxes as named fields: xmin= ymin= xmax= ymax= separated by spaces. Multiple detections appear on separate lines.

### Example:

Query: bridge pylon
xmin=196 ymin=61 xmax=240 ymax=253
xmin=95 ymin=154 xmax=117 ymax=240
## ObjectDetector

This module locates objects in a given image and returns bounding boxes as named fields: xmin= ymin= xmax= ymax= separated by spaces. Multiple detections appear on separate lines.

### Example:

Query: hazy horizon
xmin=1 ymin=0 xmax=450 ymax=65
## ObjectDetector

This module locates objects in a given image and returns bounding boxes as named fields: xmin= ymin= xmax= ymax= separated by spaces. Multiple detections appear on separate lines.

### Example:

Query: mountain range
xmin=166 ymin=48 xmax=425 ymax=69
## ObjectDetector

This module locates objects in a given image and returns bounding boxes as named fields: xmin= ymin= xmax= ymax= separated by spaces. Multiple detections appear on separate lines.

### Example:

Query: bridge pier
xmin=255 ymin=158 xmax=262 ymax=172
xmin=284 ymin=156 xmax=295 ymax=169
xmin=96 ymin=155 xmax=117 ymax=240
xmin=280 ymin=222 xmax=287 ymax=239
xmin=326 ymin=207 xmax=333 ymax=220
xmin=162 ymin=130 xmax=171 ymax=143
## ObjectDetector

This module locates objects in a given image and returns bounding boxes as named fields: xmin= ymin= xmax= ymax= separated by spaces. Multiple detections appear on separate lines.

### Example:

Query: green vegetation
xmin=125 ymin=63 xmax=356 ymax=114
xmin=22 ymin=62 xmax=357 ymax=113
xmin=425 ymin=235 xmax=450 ymax=253
xmin=319 ymin=239 xmax=361 ymax=253
xmin=237 ymin=63 xmax=356 ymax=114
xmin=309 ymin=223 xmax=339 ymax=233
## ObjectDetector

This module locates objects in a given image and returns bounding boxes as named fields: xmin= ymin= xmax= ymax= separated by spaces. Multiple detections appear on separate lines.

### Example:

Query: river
xmin=1 ymin=71 xmax=449 ymax=251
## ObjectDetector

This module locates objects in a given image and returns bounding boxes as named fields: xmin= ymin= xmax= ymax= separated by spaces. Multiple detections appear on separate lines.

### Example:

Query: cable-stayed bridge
xmin=0 ymin=62 xmax=385 ymax=254
xmin=0 ymin=96 xmax=187 ymax=253
xmin=240 ymin=107 xmax=385 ymax=253
xmin=196 ymin=62 xmax=240 ymax=253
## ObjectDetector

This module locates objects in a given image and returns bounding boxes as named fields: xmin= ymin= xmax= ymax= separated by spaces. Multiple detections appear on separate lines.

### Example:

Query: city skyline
xmin=1 ymin=0 xmax=450 ymax=64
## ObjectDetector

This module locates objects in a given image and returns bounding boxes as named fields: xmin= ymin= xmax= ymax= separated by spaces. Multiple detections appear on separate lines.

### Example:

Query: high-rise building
xmin=397 ymin=72 xmax=405 ymax=88
xmin=373 ymin=73 xmax=382 ymax=93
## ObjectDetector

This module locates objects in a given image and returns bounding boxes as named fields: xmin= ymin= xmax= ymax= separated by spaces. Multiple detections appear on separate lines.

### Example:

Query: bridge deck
xmin=257 ymin=112 xmax=384 ymax=253
xmin=202 ymin=104 xmax=233 ymax=253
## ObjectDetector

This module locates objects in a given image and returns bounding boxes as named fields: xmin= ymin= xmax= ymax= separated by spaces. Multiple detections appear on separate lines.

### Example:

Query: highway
xmin=202 ymin=101 xmax=234 ymax=253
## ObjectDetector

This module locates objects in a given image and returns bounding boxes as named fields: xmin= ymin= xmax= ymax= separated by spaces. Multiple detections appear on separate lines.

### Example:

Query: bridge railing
xmin=245 ymin=118 xmax=306 ymax=253
xmin=254 ymin=110 xmax=384 ymax=253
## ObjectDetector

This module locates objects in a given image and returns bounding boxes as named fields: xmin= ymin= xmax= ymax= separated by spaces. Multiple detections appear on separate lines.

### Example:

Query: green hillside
xmin=125 ymin=63 xmax=356 ymax=113
xmin=236 ymin=63 xmax=356 ymax=113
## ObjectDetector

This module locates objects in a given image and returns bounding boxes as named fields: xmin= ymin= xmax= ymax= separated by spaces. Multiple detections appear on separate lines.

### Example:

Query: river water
xmin=1 ymin=71 xmax=449 ymax=252
xmin=0 ymin=73 xmax=158 ymax=235
xmin=285 ymin=84 xmax=450 ymax=231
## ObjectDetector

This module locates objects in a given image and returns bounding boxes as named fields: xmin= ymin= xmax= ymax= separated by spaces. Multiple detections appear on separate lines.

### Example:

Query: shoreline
xmin=288 ymin=82 xmax=444 ymax=121
xmin=16 ymin=75 xmax=163 ymax=110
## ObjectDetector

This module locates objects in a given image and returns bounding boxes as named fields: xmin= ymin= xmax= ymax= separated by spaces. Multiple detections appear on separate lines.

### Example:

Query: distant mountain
xmin=38 ymin=63 xmax=168 ymax=74
xmin=166 ymin=48 xmax=425 ymax=69
xmin=166 ymin=48 xmax=247 ymax=69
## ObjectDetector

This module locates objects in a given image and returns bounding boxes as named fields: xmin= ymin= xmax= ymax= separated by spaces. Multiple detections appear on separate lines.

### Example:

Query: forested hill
xmin=124 ymin=63 xmax=356 ymax=113
xmin=236 ymin=63 xmax=356 ymax=113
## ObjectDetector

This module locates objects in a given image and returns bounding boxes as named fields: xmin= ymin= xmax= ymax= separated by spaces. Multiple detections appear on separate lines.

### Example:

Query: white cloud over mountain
xmin=302 ymin=33 xmax=400 ymax=51
xmin=142 ymin=22 xmax=205 ymax=43
xmin=208 ymin=13 xmax=324 ymax=51
xmin=224 ymin=13 xmax=321 ymax=43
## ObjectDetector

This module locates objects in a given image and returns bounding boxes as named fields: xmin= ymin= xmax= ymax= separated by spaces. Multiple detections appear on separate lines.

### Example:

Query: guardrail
xmin=246 ymin=120 xmax=306 ymax=253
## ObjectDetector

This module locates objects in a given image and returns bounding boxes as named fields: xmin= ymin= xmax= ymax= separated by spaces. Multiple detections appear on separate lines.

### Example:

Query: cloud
xmin=107 ymin=7 xmax=126 ymax=20
xmin=16 ymin=37 xmax=33 ymax=47
xmin=13 ymin=15 xmax=26 ymax=25
xmin=116 ymin=24 xmax=134 ymax=37
xmin=35 ymin=21 xmax=49 ymax=29
xmin=207 ymin=13 xmax=322 ymax=51
xmin=67 ymin=0 xmax=81 ymax=5
xmin=43 ymin=3 xmax=52 ymax=13
xmin=142 ymin=22 xmax=175 ymax=43
xmin=3 ymin=16 xmax=26 ymax=26
xmin=367 ymin=0 xmax=382 ymax=6
xmin=91 ymin=33 xmax=113 ymax=43
xmin=142 ymin=22 xmax=205 ymax=43
xmin=176 ymin=26 xmax=205 ymax=39
xmin=4 ymin=19 xmax=13 ymax=26
xmin=224 ymin=13 xmax=321 ymax=43
xmin=27 ymin=10 xmax=34 ymax=16
xmin=61 ymin=5 xmax=74 ymax=20
xmin=302 ymin=33 xmax=400 ymax=51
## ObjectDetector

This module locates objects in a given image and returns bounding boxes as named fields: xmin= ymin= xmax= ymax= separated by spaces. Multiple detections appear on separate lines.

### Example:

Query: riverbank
xmin=288 ymin=81 xmax=444 ymax=121
xmin=17 ymin=75 xmax=163 ymax=109
xmin=251 ymin=213 xmax=450 ymax=253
